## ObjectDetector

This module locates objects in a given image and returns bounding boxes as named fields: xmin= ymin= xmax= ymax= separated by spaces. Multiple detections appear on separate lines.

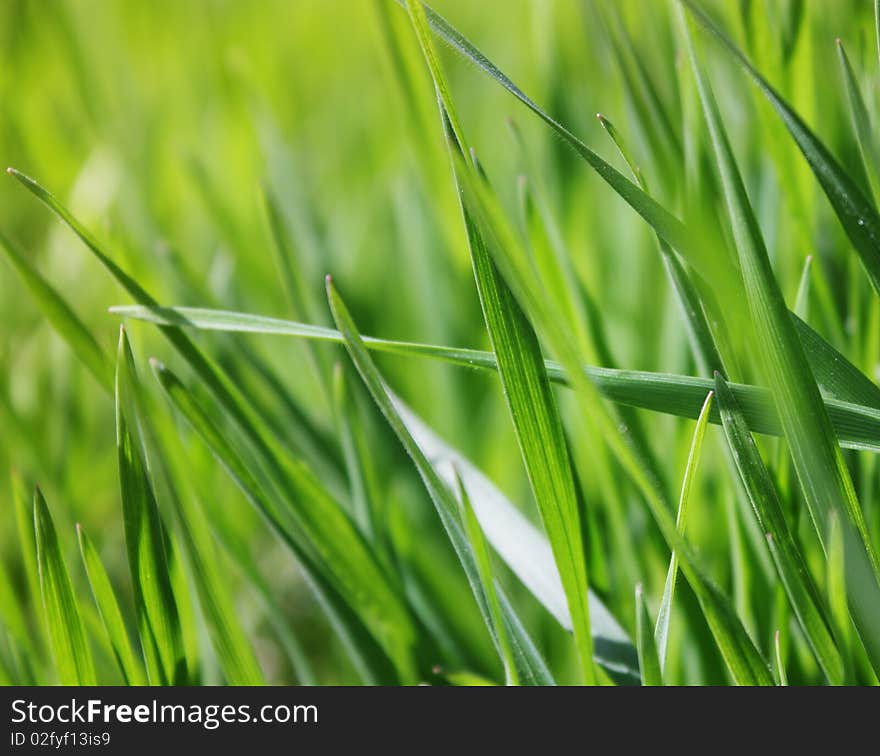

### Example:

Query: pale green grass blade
xmin=680 ymin=4 xmax=880 ymax=674
xmin=454 ymin=469 xmax=518 ymax=685
xmin=407 ymin=0 xmax=594 ymax=683
xmin=714 ymin=373 xmax=843 ymax=684
xmin=325 ymin=275 xmax=555 ymax=686
xmin=635 ymin=584 xmax=662 ymax=686
xmin=683 ymin=1 xmax=880 ymax=297
xmin=775 ymin=630 xmax=788 ymax=686
xmin=836 ymin=39 xmax=880 ymax=206
xmin=148 ymin=359 xmax=417 ymax=684
xmin=11 ymin=469 xmax=41 ymax=625
xmin=116 ymin=328 xmax=186 ymax=685
xmin=111 ymin=305 xmax=880 ymax=454
xmin=655 ymin=390 xmax=714 ymax=667
xmin=34 ymin=486 xmax=96 ymax=685
xmin=76 ymin=525 xmax=147 ymax=685
xmin=0 ymin=232 xmax=111 ymax=391
xmin=391 ymin=394 xmax=638 ymax=682
xmin=827 ymin=511 xmax=854 ymax=683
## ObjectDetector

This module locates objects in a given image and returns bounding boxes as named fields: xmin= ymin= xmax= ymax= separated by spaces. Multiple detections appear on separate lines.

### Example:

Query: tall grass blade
xmin=655 ymin=390 xmax=714 ymax=667
xmin=635 ymin=584 xmax=663 ymax=686
xmin=76 ymin=525 xmax=147 ymax=685
xmin=34 ymin=487 xmax=96 ymax=685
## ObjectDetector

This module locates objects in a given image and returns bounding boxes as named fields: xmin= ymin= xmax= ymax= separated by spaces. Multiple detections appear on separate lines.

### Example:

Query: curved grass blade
xmin=655 ymin=390 xmax=714 ymax=667
xmin=635 ymin=584 xmax=663 ymax=686
xmin=34 ymin=487 xmax=96 ymax=685
xmin=407 ymin=0 xmax=594 ymax=683
xmin=454 ymin=469 xmax=518 ymax=685
xmin=116 ymin=328 xmax=186 ymax=685
xmin=0 ymin=231 xmax=111 ymax=391
xmin=148 ymin=359 xmax=417 ymax=685
xmin=680 ymin=4 xmax=880 ymax=674
xmin=110 ymin=305 xmax=880 ymax=454
xmin=682 ymin=0 xmax=880 ymax=297
xmin=326 ymin=275 xmax=555 ymax=686
xmin=77 ymin=525 xmax=147 ymax=685
xmin=714 ymin=373 xmax=843 ymax=684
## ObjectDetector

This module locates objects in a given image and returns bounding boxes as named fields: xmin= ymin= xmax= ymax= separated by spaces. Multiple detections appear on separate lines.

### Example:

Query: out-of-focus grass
xmin=1 ymin=0 xmax=879 ymax=685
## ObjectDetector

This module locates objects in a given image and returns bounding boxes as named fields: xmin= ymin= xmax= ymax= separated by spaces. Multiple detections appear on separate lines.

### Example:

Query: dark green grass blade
xmin=149 ymin=359 xmax=416 ymax=684
xmin=76 ymin=525 xmax=147 ymax=685
xmin=116 ymin=329 xmax=186 ymax=685
xmin=683 ymin=1 xmax=880 ymax=297
xmin=34 ymin=487 xmax=96 ymax=685
xmin=0 ymin=231 xmax=111 ymax=391
xmin=326 ymin=275 xmax=555 ymax=686
xmin=681 ymin=4 xmax=880 ymax=674
xmin=111 ymin=305 xmax=880 ymax=454
xmin=714 ymin=374 xmax=843 ymax=684
xmin=635 ymin=585 xmax=663 ymax=686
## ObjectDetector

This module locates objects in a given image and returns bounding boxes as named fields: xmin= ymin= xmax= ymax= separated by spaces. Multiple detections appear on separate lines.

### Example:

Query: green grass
xmin=1 ymin=0 xmax=879 ymax=686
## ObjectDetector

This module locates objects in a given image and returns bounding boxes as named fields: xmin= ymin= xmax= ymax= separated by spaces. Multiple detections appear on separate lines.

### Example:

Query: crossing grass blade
xmin=33 ymin=486 xmax=97 ymax=685
xmin=655 ymin=390 xmax=714 ymax=666
xmin=115 ymin=328 xmax=186 ymax=685
xmin=76 ymin=525 xmax=147 ymax=685
xmin=406 ymin=0 xmax=594 ymax=683
xmin=714 ymin=373 xmax=843 ymax=684
xmin=635 ymin=584 xmax=663 ymax=686
xmin=325 ymin=275 xmax=555 ymax=686
xmin=682 ymin=0 xmax=880 ymax=298
xmin=680 ymin=3 xmax=880 ymax=675
xmin=111 ymin=305 xmax=880 ymax=454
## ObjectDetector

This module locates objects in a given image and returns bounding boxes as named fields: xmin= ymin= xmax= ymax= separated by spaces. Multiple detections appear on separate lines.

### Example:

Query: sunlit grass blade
xmin=714 ymin=373 xmax=843 ymax=684
xmin=76 ymin=525 xmax=147 ymax=685
xmin=148 ymin=359 xmax=417 ymax=685
xmin=0 ymin=231 xmax=111 ymax=391
xmin=826 ymin=511 xmax=854 ymax=683
xmin=407 ymin=0 xmax=595 ymax=683
xmin=111 ymin=304 xmax=880 ymax=454
xmin=635 ymin=584 xmax=662 ymax=686
xmin=116 ymin=328 xmax=186 ymax=685
xmin=325 ymin=275 xmax=555 ymax=686
xmin=655 ymin=390 xmax=713 ymax=667
xmin=454 ymin=469 xmax=518 ymax=685
xmin=680 ymin=4 xmax=880 ymax=674
xmin=774 ymin=630 xmax=788 ymax=686
xmin=682 ymin=0 xmax=880 ymax=298
xmin=33 ymin=486 xmax=96 ymax=685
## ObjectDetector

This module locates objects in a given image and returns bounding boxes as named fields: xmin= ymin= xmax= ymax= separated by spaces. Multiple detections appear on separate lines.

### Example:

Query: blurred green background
xmin=1 ymin=0 xmax=878 ymax=684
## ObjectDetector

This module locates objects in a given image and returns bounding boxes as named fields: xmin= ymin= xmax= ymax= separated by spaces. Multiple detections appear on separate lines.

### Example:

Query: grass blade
xmin=683 ymin=0 xmax=880 ymax=297
xmin=454 ymin=469 xmax=518 ymax=685
xmin=34 ymin=487 xmax=96 ymax=685
xmin=76 ymin=525 xmax=147 ymax=685
xmin=115 ymin=328 xmax=186 ymax=685
xmin=407 ymin=0 xmax=594 ymax=683
xmin=655 ymin=390 xmax=714 ymax=667
xmin=714 ymin=373 xmax=843 ymax=684
xmin=111 ymin=305 xmax=880 ymax=454
xmin=635 ymin=584 xmax=663 ymax=686
xmin=680 ymin=3 xmax=880 ymax=674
